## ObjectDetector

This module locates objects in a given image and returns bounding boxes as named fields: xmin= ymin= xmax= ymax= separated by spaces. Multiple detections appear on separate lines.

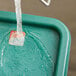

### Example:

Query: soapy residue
xmin=0 ymin=27 xmax=55 ymax=76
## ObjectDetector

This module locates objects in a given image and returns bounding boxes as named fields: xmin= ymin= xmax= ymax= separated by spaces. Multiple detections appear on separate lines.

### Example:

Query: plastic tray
xmin=0 ymin=11 xmax=71 ymax=76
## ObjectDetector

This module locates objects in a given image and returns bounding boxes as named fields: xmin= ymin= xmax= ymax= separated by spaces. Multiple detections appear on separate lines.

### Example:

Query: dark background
xmin=0 ymin=0 xmax=76 ymax=76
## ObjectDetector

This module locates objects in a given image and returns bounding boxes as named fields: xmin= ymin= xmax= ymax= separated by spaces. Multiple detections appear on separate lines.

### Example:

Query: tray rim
xmin=0 ymin=11 xmax=71 ymax=76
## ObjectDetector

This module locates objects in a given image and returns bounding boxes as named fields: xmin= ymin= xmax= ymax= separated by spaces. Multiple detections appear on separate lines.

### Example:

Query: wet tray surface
xmin=0 ymin=11 xmax=71 ymax=76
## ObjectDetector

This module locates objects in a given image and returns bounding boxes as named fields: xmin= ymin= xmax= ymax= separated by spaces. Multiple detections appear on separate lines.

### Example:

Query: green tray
xmin=0 ymin=11 xmax=71 ymax=76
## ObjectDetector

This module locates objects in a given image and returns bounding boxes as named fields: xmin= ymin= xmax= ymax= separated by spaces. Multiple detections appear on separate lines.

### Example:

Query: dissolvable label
xmin=9 ymin=31 xmax=25 ymax=46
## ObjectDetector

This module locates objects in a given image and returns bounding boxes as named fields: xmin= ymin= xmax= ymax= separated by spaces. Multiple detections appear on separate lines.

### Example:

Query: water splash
xmin=9 ymin=0 xmax=25 ymax=46
xmin=1 ymin=46 xmax=5 ymax=67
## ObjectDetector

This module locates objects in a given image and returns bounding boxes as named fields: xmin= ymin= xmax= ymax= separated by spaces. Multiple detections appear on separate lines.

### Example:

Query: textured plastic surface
xmin=0 ymin=11 xmax=71 ymax=76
